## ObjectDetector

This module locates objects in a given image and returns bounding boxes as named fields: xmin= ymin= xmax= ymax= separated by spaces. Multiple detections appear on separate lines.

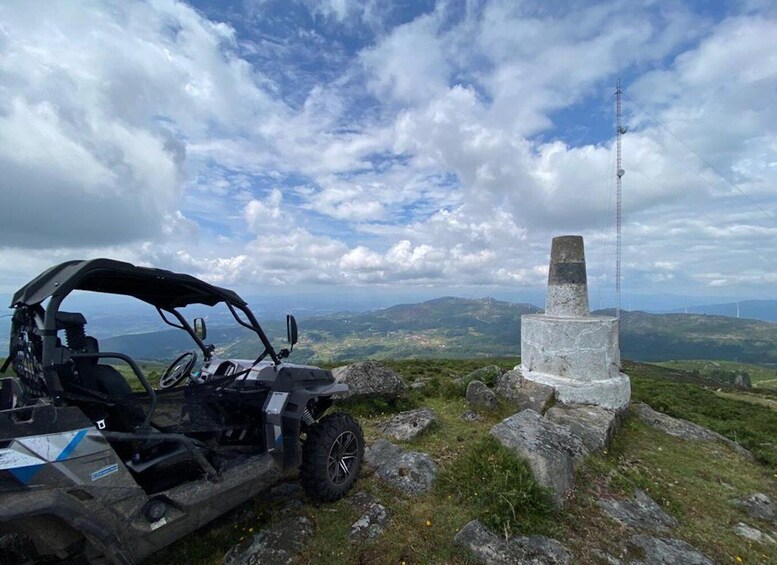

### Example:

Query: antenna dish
xmin=617 ymin=169 xmax=625 ymax=178
xmin=618 ymin=126 xmax=628 ymax=135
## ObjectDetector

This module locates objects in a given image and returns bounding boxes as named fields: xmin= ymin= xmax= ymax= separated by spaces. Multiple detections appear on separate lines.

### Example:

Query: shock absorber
xmin=65 ymin=324 xmax=87 ymax=351
xmin=302 ymin=408 xmax=315 ymax=426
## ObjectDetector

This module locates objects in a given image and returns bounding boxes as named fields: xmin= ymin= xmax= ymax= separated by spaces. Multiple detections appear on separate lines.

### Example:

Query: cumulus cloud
xmin=245 ymin=189 xmax=284 ymax=230
xmin=0 ymin=0 xmax=279 ymax=248
xmin=0 ymin=0 xmax=775 ymax=304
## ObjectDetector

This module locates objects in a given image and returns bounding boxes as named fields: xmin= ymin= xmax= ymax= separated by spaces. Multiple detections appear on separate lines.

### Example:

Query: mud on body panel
xmin=1 ymin=426 xmax=137 ymax=491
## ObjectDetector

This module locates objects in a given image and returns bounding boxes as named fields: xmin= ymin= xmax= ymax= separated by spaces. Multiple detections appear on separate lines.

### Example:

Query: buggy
xmin=0 ymin=259 xmax=364 ymax=564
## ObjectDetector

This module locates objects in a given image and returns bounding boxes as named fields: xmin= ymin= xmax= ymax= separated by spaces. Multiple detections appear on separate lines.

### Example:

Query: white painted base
xmin=521 ymin=314 xmax=620 ymax=381
xmin=517 ymin=367 xmax=631 ymax=412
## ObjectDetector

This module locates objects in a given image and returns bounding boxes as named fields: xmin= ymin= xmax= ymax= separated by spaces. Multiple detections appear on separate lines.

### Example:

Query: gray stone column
xmin=546 ymin=235 xmax=589 ymax=317
xmin=518 ymin=235 xmax=630 ymax=412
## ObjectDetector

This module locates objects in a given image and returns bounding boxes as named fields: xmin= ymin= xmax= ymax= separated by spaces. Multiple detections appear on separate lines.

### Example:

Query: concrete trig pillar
xmin=519 ymin=236 xmax=631 ymax=412
xmin=546 ymin=235 xmax=589 ymax=317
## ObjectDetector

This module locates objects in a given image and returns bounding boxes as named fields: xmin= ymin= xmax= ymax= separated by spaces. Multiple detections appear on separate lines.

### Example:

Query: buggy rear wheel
xmin=300 ymin=413 xmax=363 ymax=502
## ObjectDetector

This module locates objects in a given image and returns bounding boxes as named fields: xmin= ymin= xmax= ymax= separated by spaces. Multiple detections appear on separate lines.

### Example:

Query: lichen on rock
xmin=490 ymin=409 xmax=587 ymax=507
xmin=378 ymin=407 xmax=436 ymax=441
xmin=364 ymin=439 xmax=438 ymax=496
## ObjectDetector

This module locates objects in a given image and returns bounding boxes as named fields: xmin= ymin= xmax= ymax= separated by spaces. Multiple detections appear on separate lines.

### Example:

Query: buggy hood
xmin=11 ymin=259 xmax=246 ymax=310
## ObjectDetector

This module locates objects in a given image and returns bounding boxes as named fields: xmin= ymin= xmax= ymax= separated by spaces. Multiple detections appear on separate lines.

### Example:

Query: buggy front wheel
xmin=300 ymin=413 xmax=363 ymax=502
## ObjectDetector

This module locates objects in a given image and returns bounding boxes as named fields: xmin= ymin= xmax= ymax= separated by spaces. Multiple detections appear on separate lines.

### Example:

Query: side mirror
xmin=194 ymin=317 xmax=207 ymax=341
xmin=286 ymin=315 xmax=298 ymax=351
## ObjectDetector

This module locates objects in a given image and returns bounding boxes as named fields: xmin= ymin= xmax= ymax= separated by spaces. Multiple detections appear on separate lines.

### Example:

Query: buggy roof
xmin=11 ymin=259 xmax=247 ymax=309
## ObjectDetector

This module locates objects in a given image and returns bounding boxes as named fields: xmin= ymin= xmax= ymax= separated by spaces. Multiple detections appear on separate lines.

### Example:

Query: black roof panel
xmin=11 ymin=259 xmax=246 ymax=309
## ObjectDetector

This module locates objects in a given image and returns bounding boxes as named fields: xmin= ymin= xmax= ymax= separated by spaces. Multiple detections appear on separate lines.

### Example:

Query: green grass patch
xmin=437 ymin=435 xmax=556 ymax=537
xmin=626 ymin=361 xmax=777 ymax=467
xmin=715 ymin=389 xmax=777 ymax=412
xmin=320 ymin=357 xmax=519 ymax=382
xmin=564 ymin=413 xmax=777 ymax=564
xmin=382 ymin=357 xmax=519 ymax=381
xmin=113 ymin=362 xmax=165 ymax=391
xmin=657 ymin=359 xmax=777 ymax=389
xmin=335 ymin=395 xmax=417 ymax=419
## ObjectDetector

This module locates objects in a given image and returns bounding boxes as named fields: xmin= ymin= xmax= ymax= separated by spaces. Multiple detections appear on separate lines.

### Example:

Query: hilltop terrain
xmin=2 ymin=347 xmax=775 ymax=562
xmin=153 ymin=359 xmax=777 ymax=565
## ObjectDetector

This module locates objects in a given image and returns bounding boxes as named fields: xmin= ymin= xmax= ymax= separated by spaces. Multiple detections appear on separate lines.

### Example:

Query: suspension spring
xmin=65 ymin=324 xmax=87 ymax=351
xmin=302 ymin=408 xmax=315 ymax=426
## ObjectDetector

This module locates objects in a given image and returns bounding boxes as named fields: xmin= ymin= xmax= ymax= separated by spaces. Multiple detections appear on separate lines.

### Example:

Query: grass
xmin=153 ymin=358 xmax=777 ymax=564
xmin=656 ymin=359 xmax=777 ymax=389
xmin=715 ymin=389 xmax=777 ymax=412
xmin=436 ymin=435 xmax=556 ymax=537
xmin=564 ymin=415 xmax=777 ymax=564
xmin=113 ymin=361 xmax=165 ymax=391
xmin=333 ymin=395 xmax=418 ymax=419
xmin=626 ymin=360 xmax=777 ymax=467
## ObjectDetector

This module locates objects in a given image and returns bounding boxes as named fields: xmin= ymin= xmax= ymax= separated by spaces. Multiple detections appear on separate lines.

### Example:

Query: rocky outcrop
xmin=332 ymin=361 xmax=406 ymax=399
xmin=490 ymin=409 xmax=587 ymax=507
xmin=460 ymin=410 xmax=483 ymax=422
xmin=598 ymin=489 xmax=678 ymax=533
xmin=344 ymin=490 xmax=391 ymax=541
xmin=345 ymin=490 xmax=378 ymax=512
xmin=453 ymin=520 xmax=572 ymax=565
xmin=454 ymin=365 xmax=505 ymax=387
xmin=378 ymin=407 xmax=436 ymax=441
xmin=494 ymin=369 xmax=555 ymax=413
xmin=349 ymin=502 xmax=390 ymax=541
xmin=632 ymin=403 xmax=752 ymax=459
xmin=734 ymin=373 xmax=752 ymax=388
xmin=589 ymin=548 xmax=623 ymax=564
xmin=364 ymin=439 xmax=438 ymax=495
xmin=466 ymin=380 xmax=498 ymax=411
xmin=409 ymin=379 xmax=428 ymax=390
xmin=734 ymin=492 xmax=777 ymax=524
xmin=545 ymin=404 xmax=618 ymax=452
xmin=626 ymin=535 xmax=715 ymax=565
xmin=733 ymin=522 xmax=776 ymax=545
xmin=224 ymin=516 xmax=314 ymax=565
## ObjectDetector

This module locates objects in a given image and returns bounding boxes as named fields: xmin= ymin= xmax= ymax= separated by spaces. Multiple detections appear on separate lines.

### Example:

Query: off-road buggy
xmin=0 ymin=259 xmax=364 ymax=564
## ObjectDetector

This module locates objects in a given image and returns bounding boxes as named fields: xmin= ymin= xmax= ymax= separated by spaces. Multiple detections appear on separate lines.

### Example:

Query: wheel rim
xmin=327 ymin=430 xmax=358 ymax=485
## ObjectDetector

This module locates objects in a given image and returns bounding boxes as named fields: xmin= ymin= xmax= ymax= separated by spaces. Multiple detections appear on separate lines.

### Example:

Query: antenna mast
xmin=615 ymin=78 xmax=625 ymax=321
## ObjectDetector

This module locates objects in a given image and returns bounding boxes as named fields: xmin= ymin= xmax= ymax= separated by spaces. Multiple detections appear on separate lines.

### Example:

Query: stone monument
xmin=518 ymin=235 xmax=630 ymax=411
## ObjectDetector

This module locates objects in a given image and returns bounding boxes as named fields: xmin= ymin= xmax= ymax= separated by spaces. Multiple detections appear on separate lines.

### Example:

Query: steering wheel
xmin=159 ymin=351 xmax=198 ymax=389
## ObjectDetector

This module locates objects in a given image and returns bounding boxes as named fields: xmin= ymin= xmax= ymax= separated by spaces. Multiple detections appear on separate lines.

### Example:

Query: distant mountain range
xmin=603 ymin=309 xmax=777 ymax=363
xmin=664 ymin=299 xmax=777 ymax=323
xmin=6 ymin=295 xmax=777 ymax=345
xmin=98 ymin=297 xmax=777 ymax=366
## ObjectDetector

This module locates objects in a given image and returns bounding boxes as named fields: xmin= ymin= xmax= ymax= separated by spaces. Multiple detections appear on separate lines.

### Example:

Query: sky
xmin=1 ymin=0 xmax=776 ymax=312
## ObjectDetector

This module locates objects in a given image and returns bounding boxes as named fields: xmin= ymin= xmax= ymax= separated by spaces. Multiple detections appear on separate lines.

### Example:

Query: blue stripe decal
xmin=56 ymin=429 xmax=88 ymax=462
xmin=9 ymin=464 xmax=43 ymax=485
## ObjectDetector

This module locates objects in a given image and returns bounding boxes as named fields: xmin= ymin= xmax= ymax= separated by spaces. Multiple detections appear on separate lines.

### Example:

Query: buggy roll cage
xmin=6 ymin=259 xmax=283 ymax=427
